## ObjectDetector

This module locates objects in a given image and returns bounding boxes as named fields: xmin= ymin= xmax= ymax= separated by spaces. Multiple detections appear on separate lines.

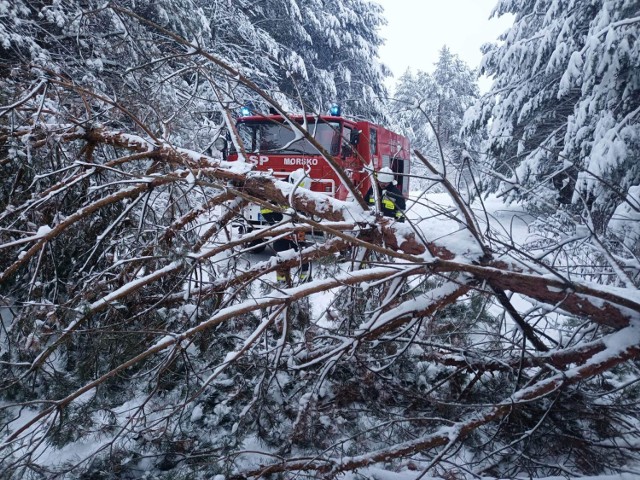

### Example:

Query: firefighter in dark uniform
xmin=260 ymin=169 xmax=311 ymax=284
xmin=365 ymin=167 xmax=406 ymax=221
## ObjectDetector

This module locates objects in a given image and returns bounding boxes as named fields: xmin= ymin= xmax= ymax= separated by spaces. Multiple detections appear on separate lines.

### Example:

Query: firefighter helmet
xmin=376 ymin=167 xmax=395 ymax=184
xmin=288 ymin=168 xmax=310 ymax=189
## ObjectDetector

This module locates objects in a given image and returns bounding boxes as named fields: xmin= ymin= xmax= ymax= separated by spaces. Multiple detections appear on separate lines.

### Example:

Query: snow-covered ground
xmin=239 ymin=191 xmax=538 ymax=332
xmin=313 ymin=191 xmax=534 ymax=318
xmin=407 ymin=191 xmax=535 ymax=252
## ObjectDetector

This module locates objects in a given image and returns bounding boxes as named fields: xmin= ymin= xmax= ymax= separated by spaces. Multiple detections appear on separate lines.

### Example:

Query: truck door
xmin=391 ymin=156 xmax=405 ymax=192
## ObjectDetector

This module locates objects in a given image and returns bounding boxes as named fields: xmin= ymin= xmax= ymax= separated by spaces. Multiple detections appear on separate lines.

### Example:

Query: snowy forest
xmin=1 ymin=0 xmax=639 ymax=479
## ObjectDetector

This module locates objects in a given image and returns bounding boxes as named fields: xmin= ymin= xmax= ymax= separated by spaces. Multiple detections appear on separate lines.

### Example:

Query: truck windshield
xmin=232 ymin=120 xmax=341 ymax=156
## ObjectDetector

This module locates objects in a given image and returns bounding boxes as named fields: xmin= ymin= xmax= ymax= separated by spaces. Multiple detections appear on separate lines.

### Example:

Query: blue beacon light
xmin=240 ymin=105 xmax=252 ymax=117
xmin=329 ymin=104 xmax=341 ymax=116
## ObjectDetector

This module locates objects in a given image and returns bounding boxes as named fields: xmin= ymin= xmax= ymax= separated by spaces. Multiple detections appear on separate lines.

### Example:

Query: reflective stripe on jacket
xmin=365 ymin=184 xmax=406 ymax=220
xmin=260 ymin=207 xmax=275 ymax=215
xmin=368 ymin=196 xmax=397 ymax=211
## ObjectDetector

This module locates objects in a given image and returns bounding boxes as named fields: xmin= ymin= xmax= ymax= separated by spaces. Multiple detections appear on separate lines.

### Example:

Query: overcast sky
xmin=374 ymin=0 xmax=514 ymax=92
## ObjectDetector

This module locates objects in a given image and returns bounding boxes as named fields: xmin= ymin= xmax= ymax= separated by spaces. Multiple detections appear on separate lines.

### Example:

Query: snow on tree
xmin=306 ymin=0 xmax=390 ymax=120
xmin=193 ymin=0 xmax=390 ymax=120
xmin=465 ymin=0 xmax=640 ymax=237
xmin=390 ymin=46 xmax=480 ymax=191
xmin=2 ymin=3 xmax=640 ymax=480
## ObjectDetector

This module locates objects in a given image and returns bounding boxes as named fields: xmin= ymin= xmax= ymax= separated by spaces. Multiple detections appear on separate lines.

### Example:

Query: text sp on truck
xmin=215 ymin=105 xmax=411 ymax=232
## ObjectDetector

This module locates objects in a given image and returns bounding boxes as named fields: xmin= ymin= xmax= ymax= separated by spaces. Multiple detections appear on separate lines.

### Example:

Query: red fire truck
xmin=217 ymin=106 xmax=411 ymax=228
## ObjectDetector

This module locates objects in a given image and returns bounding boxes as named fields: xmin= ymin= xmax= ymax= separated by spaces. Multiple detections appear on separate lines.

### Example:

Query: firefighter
xmin=260 ymin=169 xmax=311 ymax=285
xmin=365 ymin=166 xmax=406 ymax=221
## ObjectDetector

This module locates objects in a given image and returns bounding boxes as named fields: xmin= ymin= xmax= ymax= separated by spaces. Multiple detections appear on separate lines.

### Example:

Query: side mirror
xmin=350 ymin=129 xmax=361 ymax=145
xmin=214 ymin=137 xmax=227 ymax=151
xmin=214 ymin=137 xmax=228 ymax=159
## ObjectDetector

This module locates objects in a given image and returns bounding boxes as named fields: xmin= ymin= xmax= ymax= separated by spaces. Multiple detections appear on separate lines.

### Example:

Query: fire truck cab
xmin=220 ymin=108 xmax=411 ymax=228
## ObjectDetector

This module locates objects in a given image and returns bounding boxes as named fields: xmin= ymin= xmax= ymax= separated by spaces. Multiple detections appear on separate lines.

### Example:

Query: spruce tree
xmin=389 ymin=46 xmax=480 ymax=189
xmin=465 ymin=0 xmax=640 ymax=233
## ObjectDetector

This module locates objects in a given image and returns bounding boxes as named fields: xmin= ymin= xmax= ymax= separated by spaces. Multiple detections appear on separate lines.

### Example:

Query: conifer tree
xmin=390 ymin=46 xmax=479 ymax=189
xmin=3 ymin=3 xmax=640 ymax=479
xmin=465 ymin=0 xmax=640 ymax=234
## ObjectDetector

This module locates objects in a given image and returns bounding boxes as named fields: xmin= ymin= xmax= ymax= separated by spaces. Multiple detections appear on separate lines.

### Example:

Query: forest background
xmin=1 ymin=0 xmax=639 ymax=479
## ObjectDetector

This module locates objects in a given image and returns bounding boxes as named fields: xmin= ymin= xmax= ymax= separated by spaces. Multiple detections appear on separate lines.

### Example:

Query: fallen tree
xmin=1 ymin=8 xmax=640 ymax=479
